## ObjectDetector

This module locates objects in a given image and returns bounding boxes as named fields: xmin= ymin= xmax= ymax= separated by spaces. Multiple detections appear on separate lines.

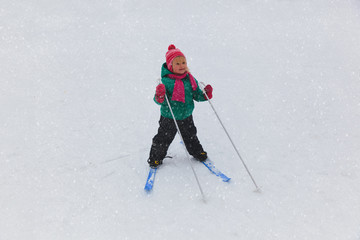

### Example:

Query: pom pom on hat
xmin=168 ymin=44 xmax=176 ymax=50
xmin=166 ymin=44 xmax=185 ymax=71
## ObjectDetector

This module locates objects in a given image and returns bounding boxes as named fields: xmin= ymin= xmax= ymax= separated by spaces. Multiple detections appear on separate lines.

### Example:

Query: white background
xmin=1 ymin=0 xmax=360 ymax=239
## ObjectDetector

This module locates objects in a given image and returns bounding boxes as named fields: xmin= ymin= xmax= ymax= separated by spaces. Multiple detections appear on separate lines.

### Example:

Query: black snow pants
xmin=149 ymin=115 xmax=204 ymax=161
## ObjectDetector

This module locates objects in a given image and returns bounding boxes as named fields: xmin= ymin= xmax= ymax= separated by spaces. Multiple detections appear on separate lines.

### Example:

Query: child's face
xmin=172 ymin=56 xmax=187 ymax=75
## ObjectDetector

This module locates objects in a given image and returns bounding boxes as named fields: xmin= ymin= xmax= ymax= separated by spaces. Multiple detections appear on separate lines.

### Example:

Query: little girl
xmin=147 ymin=44 xmax=213 ymax=168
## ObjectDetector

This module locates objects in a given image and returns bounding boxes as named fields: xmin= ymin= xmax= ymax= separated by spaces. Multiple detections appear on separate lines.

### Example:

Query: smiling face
xmin=172 ymin=56 xmax=188 ymax=75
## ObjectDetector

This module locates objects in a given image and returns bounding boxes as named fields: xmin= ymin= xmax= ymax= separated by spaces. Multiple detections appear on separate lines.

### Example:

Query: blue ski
xmin=202 ymin=159 xmax=231 ymax=182
xmin=144 ymin=167 xmax=157 ymax=192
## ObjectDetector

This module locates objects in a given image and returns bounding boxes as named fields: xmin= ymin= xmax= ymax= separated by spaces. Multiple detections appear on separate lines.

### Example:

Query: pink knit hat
xmin=166 ymin=44 xmax=185 ymax=71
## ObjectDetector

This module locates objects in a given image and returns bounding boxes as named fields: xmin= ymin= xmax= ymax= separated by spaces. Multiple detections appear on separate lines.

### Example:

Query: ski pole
xmin=158 ymin=79 xmax=206 ymax=202
xmin=200 ymin=82 xmax=261 ymax=192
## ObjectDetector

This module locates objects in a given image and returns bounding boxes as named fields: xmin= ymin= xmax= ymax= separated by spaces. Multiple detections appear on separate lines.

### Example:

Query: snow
xmin=1 ymin=0 xmax=360 ymax=239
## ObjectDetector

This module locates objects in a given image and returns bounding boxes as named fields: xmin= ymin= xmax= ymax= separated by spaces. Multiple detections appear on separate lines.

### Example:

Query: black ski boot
xmin=147 ymin=158 xmax=163 ymax=168
xmin=193 ymin=151 xmax=208 ymax=162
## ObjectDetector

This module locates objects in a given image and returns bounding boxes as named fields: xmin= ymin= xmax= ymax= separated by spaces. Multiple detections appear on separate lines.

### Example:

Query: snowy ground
xmin=1 ymin=0 xmax=360 ymax=239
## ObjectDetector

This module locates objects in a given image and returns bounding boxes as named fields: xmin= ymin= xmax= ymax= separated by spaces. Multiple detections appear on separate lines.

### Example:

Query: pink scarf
xmin=167 ymin=72 xmax=198 ymax=103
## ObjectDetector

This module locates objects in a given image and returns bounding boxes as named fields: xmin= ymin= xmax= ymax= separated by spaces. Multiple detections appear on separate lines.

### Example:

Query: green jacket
xmin=154 ymin=63 xmax=207 ymax=120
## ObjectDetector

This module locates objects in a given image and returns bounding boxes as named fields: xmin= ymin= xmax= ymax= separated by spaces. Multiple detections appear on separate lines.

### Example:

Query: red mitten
xmin=204 ymin=84 xmax=213 ymax=100
xmin=155 ymin=84 xmax=166 ymax=103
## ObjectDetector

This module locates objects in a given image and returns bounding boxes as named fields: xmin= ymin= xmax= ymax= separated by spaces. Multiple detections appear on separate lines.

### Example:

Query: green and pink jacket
xmin=154 ymin=63 xmax=207 ymax=120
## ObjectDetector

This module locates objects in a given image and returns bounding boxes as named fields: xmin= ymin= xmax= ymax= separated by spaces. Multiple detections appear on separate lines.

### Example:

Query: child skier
xmin=147 ymin=44 xmax=213 ymax=168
